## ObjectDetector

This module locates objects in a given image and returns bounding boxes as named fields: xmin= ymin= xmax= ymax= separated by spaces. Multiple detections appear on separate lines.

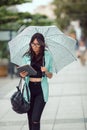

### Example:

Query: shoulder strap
xmin=43 ymin=56 xmax=45 ymax=66
xmin=17 ymin=78 xmax=30 ymax=102
xmin=42 ymin=56 xmax=45 ymax=77
xmin=16 ymin=78 xmax=22 ymax=91
xmin=25 ymin=84 xmax=30 ymax=102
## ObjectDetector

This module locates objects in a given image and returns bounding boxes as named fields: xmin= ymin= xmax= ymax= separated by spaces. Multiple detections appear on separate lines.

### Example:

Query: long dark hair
xmin=25 ymin=33 xmax=46 ymax=63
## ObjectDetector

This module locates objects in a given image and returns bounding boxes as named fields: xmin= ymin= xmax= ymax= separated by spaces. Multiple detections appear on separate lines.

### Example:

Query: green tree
xmin=53 ymin=0 xmax=87 ymax=35
xmin=0 ymin=0 xmax=53 ymax=30
xmin=0 ymin=0 xmax=30 ymax=6
xmin=0 ymin=0 xmax=32 ymax=30
xmin=0 ymin=0 xmax=32 ymax=60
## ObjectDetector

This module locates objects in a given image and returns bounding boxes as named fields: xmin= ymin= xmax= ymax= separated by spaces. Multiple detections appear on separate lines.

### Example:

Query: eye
xmin=31 ymin=43 xmax=40 ymax=47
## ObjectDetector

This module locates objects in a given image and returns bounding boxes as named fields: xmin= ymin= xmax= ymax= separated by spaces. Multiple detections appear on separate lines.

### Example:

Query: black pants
xmin=27 ymin=81 xmax=46 ymax=130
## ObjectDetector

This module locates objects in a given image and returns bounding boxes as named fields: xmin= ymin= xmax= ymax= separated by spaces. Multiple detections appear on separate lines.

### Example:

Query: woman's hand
xmin=41 ymin=67 xmax=53 ymax=78
xmin=41 ymin=66 xmax=47 ymax=73
xmin=19 ymin=71 xmax=28 ymax=78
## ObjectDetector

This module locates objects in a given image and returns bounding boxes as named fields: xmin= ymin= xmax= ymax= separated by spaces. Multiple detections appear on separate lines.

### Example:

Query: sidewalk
xmin=0 ymin=60 xmax=87 ymax=130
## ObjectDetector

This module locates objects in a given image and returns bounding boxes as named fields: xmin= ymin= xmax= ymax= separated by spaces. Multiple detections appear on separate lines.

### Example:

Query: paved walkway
xmin=0 ymin=59 xmax=87 ymax=130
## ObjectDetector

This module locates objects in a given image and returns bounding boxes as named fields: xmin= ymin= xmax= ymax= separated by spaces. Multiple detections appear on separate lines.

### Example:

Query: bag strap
xmin=16 ymin=78 xmax=22 ymax=91
xmin=25 ymin=83 xmax=30 ymax=102
xmin=43 ymin=56 xmax=45 ymax=66
xmin=42 ymin=56 xmax=45 ymax=77
xmin=19 ymin=78 xmax=22 ymax=89
xmin=17 ymin=78 xmax=30 ymax=102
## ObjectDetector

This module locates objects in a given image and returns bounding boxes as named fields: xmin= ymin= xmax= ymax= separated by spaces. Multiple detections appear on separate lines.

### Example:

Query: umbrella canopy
xmin=8 ymin=26 xmax=77 ymax=73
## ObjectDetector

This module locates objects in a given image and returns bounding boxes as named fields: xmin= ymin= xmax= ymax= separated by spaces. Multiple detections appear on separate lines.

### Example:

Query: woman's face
xmin=31 ymin=39 xmax=41 ymax=54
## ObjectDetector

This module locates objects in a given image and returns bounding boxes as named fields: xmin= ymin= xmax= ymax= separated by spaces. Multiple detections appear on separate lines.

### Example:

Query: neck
xmin=35 ymin=51 xmax=39 ymax=55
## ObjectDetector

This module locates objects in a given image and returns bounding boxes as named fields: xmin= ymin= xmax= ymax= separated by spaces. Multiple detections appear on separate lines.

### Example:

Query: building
xmin=33 ymin=4 xmax=56 ymax=20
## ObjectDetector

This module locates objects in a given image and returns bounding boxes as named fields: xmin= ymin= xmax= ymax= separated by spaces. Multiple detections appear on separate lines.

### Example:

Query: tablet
xmin=17 ymin=65 xmax=37 ymax=76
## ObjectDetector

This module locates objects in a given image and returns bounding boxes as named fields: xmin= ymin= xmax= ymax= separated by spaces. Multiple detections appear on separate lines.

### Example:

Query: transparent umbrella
xmin=8 ymin=26 xmax=77 ymax=73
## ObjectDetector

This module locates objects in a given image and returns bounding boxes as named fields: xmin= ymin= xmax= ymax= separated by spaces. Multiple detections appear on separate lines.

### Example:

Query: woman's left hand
xmin=41 ymin=66 xmax=53 ymax=79
xmin=41 ymin=66 xmax=47 ymax=73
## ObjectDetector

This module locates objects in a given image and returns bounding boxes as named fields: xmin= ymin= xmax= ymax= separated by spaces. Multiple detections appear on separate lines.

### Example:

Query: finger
xmin=25 ymin=72 xmax=28 ymax=75
xmin=21 ymin=71 xmax=27 ymax=73
xmin=20 ymin=71 xmax=28 ymax=77
xmin=20 ymin=73 xmax=25 ymax=78
xmin=20 ymin=71 xmax=27 ymax=75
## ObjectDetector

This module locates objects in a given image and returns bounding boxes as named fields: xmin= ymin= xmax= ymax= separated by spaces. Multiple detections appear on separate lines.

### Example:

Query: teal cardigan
xmin=22 ymin=50 xmax=53 ymax=102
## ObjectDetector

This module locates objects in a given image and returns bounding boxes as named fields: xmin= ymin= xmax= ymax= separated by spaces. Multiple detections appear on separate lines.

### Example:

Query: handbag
xmin=10 ymin=78 xmax=30 ymax=114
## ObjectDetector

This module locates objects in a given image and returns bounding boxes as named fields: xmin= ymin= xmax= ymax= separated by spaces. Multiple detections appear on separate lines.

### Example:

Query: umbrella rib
xmin=35 ymin=28 xmax=39 ymax=32
xmin=48 ymin=39 xmax=77 ymax=60
xmin=46 ymin=47 xmax=58 ymax=73
xmin=44 ymin=28 xmax=50 ymax=37
xmin=45 ymin=34 xmax=63 ymax=38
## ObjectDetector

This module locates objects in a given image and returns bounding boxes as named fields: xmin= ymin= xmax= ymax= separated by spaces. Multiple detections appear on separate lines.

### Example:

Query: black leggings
xmin=27 ymin=81 xmax=46 ymax=130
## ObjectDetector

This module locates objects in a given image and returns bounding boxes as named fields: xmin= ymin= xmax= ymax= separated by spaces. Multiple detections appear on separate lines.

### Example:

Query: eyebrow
xmin=32 ymin=42 xmax=40 ymax=45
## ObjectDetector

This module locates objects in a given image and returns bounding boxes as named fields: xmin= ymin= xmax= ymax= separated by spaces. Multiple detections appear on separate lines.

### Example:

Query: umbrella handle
xmin=42 ymin=56 xmax=45 ymax=77
xmin=42 ymin=72 xmax=45 ymax=77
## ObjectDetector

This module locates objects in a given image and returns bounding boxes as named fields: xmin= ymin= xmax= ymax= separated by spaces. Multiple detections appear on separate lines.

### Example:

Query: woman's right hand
xmin=19 ymin=71 xmax=28 ymax=78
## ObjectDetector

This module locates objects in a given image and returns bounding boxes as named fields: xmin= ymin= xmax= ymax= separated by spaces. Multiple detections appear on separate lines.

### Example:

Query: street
xmin=0 ymin=59 xmax=87 ymax=130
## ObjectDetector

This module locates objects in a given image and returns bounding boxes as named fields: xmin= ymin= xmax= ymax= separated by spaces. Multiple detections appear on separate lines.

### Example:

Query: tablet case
xmin=17 ymin=65 xmax=37 ymax=76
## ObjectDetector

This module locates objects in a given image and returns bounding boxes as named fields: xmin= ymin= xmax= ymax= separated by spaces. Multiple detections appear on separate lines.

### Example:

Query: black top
xmin=30 ymin=59 xmax=43 ymax=78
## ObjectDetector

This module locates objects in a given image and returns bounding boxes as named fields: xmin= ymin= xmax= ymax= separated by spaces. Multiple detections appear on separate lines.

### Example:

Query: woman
xmin=20 ymin=33 xmax=53 ymax=130
xmin=77 ymin=37 xmax=87 ymax=65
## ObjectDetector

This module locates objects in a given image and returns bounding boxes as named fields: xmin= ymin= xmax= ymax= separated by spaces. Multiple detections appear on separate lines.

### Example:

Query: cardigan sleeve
xmin=48 ymin=54 xmax=53 ymax=73
xmin=46 ymin=51 xmax=53 ymax=73
xmin=22 ymin=56 xmax=26 ymax=65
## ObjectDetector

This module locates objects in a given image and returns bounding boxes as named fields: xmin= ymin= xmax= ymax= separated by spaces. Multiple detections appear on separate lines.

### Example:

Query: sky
xmin=17 ymin=0 xmax=53 ymax=13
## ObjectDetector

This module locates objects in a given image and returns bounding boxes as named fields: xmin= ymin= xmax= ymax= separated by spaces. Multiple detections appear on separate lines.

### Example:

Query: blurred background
xmin=0 ymin=0 xmax=87 ymax=78
xmin=0 ymin=1 xmax=87 ymax=130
